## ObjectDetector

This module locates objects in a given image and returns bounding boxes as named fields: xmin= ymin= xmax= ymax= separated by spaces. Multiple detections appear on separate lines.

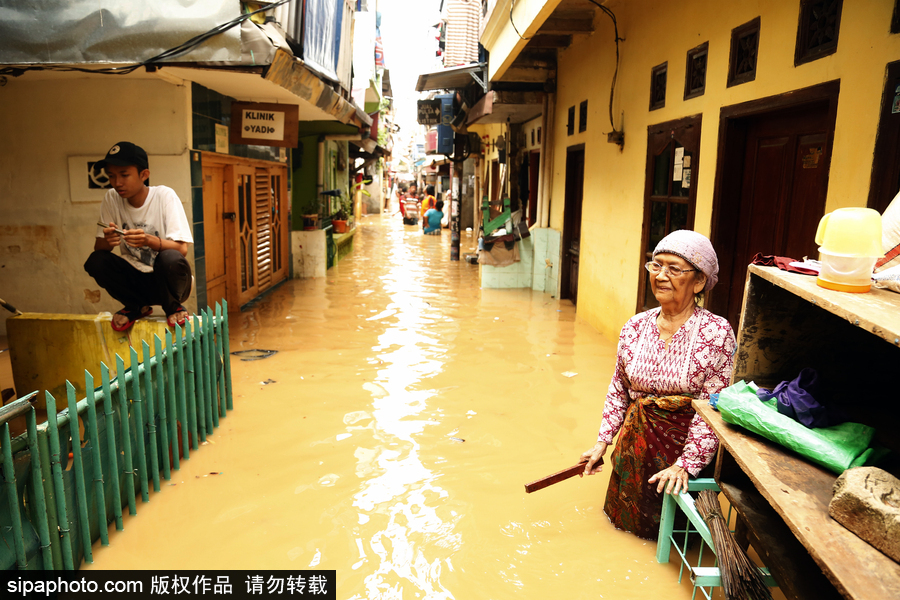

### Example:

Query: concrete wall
xmin=0 ymin=76 xmax=193 ymax=336
xmin=542 ymin=0 xmax=900 ymax=341
xmin=291 ymin=230 xmax=327 ymax=278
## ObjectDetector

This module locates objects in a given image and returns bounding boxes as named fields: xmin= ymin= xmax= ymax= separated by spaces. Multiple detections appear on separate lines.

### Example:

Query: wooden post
xmin=129 ymin=347 xmax=150 ymax=503
xmin=83 ymin=371 xmax=109 ymax=546
xmin=44 ymin=391 xmax=75 ymax=569
xmin=26 ymin=407 xmax=54 ymax=564
xmin=1 ymin=422 xmax=27 ymax=569
xmin=100 ymin=364 xmax=123 ymax=531
xmin=175 ymin=325 xmax=190 ymax=459
xmin=164 ymin=330 xmax=179 ymax=471
xmin=65 ymin=382 xmax=93 ymax=562
xmin=116 ymin=354 xmax=137 ymax=516
xmin=142 ymin=341 xmax=161 ymax=492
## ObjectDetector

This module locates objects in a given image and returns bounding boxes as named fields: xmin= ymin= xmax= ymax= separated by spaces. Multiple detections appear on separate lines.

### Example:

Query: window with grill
xmin=567 ymin=106 xmax=575 ymax=136
xmin=579 ymin=100 xmax=588 ymax=133
xmin=728 ymin=17 xmax=760 ymax=87
xmin=650 ymin=63 xmax=667 ymax=111
xmin=684 ymin=42 xmax=709 ymax=100
xmin=795 ymin=0 xmax=842 ymax=66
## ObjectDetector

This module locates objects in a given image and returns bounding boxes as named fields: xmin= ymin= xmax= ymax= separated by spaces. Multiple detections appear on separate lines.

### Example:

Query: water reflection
xmin=348 ymin=220 xmax=459 ymax=599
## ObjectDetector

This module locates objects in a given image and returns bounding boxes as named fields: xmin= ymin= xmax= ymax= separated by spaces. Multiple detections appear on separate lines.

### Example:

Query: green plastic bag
xmin=716 ymin=381 xmax=874 ymax=474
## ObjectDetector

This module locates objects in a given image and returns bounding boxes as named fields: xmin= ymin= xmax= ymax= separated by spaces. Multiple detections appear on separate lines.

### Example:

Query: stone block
xmin=829 ymin=466 xmax=900 ymax=563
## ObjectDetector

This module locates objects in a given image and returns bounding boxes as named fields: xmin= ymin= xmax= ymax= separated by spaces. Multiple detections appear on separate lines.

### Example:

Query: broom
xmin=695 ymin=489 xmax=773 ymax=600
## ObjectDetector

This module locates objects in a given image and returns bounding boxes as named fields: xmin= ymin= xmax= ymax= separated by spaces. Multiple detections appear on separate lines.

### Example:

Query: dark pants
xmin=85 ymin=250 xmax=192 ymax=316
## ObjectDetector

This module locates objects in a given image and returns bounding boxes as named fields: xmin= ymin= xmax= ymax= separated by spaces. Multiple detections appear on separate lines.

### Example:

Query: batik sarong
xmin=603 ymin=395 xmax=695 ymax=540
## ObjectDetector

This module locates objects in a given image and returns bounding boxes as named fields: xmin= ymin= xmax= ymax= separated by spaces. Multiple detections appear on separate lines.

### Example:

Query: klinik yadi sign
xmin=230 ymin=102 xmax=299 ymax=148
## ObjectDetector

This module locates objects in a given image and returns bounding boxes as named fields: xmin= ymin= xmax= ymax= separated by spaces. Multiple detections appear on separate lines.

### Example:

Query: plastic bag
xmin=716 ymin=381 xmax=874 ymax=474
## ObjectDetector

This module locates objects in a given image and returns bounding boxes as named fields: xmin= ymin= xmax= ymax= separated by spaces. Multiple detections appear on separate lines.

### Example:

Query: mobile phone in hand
xmin=98 ymin=221 xmax=127 ymax=236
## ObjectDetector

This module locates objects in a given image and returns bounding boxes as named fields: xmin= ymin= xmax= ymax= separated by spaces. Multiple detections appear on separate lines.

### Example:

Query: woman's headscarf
xmin=652 ymin=230 xmax=719 ymax=291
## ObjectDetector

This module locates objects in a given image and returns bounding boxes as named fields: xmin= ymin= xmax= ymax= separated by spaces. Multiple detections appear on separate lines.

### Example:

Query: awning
xmin=467 ymin=90 xmax=544 ymax=125
xmin=415 ymin=62 xmax=488 ymax=92
xmin=350 ymin=138 xmax=380 ymax=155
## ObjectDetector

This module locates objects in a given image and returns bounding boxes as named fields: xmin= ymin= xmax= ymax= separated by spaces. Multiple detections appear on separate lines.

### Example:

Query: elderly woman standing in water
xmin=581 ymin=230 xmax=736 ymax=540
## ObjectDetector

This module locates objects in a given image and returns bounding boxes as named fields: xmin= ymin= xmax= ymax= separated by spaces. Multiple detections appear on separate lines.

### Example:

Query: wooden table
xmin=696 ymin=265 xmax=900 ymax=600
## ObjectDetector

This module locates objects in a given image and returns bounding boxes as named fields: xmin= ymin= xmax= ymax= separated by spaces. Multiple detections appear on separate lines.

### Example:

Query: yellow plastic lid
xmin=816 ymin=277 xmax=871 ymax=293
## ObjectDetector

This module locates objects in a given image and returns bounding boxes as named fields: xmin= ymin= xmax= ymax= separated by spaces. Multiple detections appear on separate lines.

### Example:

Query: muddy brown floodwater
xmin=86 ymin=211 xmax=714 ymax=599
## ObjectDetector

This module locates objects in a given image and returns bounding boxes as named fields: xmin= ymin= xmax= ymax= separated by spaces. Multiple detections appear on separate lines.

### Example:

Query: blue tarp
xmin=303 ymin=0 xmax=343 ymax=83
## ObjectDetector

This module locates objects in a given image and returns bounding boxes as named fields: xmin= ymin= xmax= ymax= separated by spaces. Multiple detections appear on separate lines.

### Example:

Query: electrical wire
xmin=585 ymin=0 xmax=623 ymax=134
xmin=0 ymin=0 xmax=291 ymax=78
xmin=510 ymin=0 xmax=531 ymax=41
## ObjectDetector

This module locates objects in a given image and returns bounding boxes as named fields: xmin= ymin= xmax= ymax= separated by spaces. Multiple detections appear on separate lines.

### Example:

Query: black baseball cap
xmin=97 ymin=142 xmax=149 ymax=171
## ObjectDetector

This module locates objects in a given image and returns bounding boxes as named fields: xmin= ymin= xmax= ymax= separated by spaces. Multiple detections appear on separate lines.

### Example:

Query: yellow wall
xmin=468 ymin=122 xmax=506 ymax=205
xmin=544 ymin=0 xmax=900 ymax=341
xmin=483 ymin=0 xmax=562 ymax=81
xmin=0 ymin=75 xmax=193 ymax=336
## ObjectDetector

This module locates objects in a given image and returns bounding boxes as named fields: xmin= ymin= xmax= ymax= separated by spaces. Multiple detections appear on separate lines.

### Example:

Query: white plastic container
xmin=817 ymin=249 xmax=877 ymax=293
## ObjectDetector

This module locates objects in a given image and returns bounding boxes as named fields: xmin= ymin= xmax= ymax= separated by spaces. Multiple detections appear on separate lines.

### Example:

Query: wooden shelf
xmin=696 ymin=401 xmax=900 ymax=599
xmin=697 ymin=266 xmax=900 ymax=600
xmin=744 ymin=265 xmax=900 ymax=345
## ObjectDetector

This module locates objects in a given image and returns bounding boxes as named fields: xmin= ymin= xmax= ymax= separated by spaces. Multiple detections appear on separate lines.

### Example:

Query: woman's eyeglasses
xmin=645 ymin=261 xmax=696 ymax=277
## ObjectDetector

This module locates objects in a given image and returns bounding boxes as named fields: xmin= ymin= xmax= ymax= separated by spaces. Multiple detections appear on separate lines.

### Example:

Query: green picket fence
xmin=0 ymin=303 xmax=233 ymax=570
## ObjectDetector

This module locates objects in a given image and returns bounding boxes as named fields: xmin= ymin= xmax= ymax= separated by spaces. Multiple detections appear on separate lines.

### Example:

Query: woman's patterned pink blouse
xmin=598 ymin=306 xmax=736 ymax=476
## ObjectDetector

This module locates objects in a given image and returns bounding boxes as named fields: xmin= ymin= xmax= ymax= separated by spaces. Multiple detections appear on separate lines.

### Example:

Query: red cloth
xmin=750 ymin=253 xmax=818 ymax=275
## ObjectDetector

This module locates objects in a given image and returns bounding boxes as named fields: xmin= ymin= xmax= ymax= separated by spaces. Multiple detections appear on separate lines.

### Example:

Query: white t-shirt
xmin=96 ymin=185 xmax=193 ymax=273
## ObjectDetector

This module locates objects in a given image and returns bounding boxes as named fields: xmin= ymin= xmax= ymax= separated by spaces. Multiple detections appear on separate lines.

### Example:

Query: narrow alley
xmin=85 ymin=213 xmax=700 ymax=599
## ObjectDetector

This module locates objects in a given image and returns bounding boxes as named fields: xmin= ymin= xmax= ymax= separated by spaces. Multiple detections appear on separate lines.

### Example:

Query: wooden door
xmin=201 ymin=165 xmax=227 ymax=307
xmin=868 ymin=60 xmax=900 ymax=213
xmin=711 ymin=99 xmax=834 ymax=329
xmin=227 ymin=165 xmax=259 ymax=307
xmin=561 ymin=146 xmax=585 ymax=304
xmin=267 ymin=166 xmax=289 ymax=286
xmin=253 ymin=168 xmax=274 ymax=292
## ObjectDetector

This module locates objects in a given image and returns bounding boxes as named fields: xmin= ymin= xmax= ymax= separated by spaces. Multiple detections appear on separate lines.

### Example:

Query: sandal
xmin=111 ymin=306 xmax=152 ymax=332
xmin=166 ymin=305 xmax=188 ymax=328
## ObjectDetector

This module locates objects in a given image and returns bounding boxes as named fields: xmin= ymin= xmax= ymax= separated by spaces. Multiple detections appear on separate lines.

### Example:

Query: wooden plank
xmin=696 ymin=400 xmax=900 ymax=600
xmin=748 ymin=265 xmax=900 ymax=344
xmin=734 ymin=269 xmax=900 ymax=454
xmin=717 ymin=452 xmax=842 ymax=600
xmin=524 ymin=458 xmax=598 ymax=493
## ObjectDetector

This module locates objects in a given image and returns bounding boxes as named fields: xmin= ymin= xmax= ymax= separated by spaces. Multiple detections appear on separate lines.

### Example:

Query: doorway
xmin=560 ymin=145 xmax=585 ymax=304
xmin=202 ymin=153 xmax=290 ymax=310
xmin=637 ymin=115 xmax=701 ymax=313
xmin=202 ymin=165 xmax=227 ymax=307
xmin=868 ymin=60 xmax=900 ymax=213
xmin=709 ymin=81 xmax=839 ymax=329
xmin=527 ymin=150 xmax=540 ymax=227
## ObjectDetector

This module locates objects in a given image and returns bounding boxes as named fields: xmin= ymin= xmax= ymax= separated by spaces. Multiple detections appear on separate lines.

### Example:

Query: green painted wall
xmin=291 ymin=135 xmax=320 ymax=230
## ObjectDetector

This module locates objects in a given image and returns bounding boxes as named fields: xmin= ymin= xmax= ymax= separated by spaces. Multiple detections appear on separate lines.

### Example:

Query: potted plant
xmin=332 ymin=193 xmax=351 ymax=233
